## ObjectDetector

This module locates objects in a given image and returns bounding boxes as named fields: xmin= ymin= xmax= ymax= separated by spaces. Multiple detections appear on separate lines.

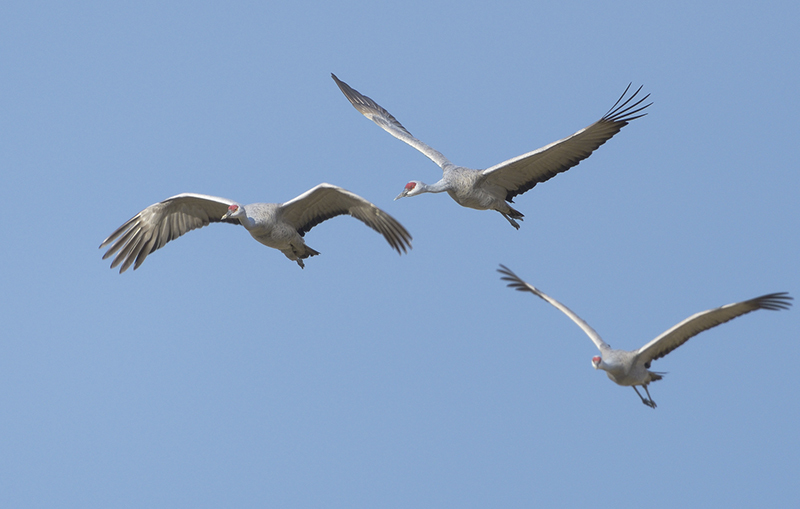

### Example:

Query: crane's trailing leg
xmin=643 ymin=385 xmax=657 ymax=408
xmin=500 ymin=209 xmax=524 ymax=230
xmin=633 ymin=386 xmax=657 ymax=408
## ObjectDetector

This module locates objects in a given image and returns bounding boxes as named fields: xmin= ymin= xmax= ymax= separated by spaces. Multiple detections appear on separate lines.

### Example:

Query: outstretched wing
xmin=332 ymin=74 xmax=454 ymax=171
xmin=280 ymin=183 xmax=412 ymax=255
xmin=99 ymin=193 xmax=239 ymax=273
xmin=498 ymin=265 xmax=610 ymax=352
xmin=481 ymin=84 xmax=651 ymax=202
xmin=635 ymin=293 xmax=793 ymax=364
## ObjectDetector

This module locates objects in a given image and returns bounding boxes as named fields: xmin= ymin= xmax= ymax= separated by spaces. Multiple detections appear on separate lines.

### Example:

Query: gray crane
xmin=498 ymin=265 xmax=792 ymax=408
xmin=100 ymin=183 xmax=412 ymax=272
xmin=333 ymin=74 xmax=650 ymax=229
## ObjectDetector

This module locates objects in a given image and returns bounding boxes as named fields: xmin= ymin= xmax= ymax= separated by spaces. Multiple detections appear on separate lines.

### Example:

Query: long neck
xmin=422 ymin=179 xmax=450 ymax=194
xmin=236 ymin=206 xmax=257 ymax=230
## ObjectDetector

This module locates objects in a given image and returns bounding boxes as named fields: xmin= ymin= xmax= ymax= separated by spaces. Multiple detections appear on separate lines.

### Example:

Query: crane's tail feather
xmin=286 ymin=244 xmax=320 ymax=269
xmin=299 ymin=246 xmax=320 ymax=258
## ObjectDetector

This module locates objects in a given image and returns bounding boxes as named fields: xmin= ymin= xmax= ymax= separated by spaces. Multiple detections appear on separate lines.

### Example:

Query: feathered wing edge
xmin=282 ymin=183 xmax=412 ymax=255
xmin=99 ymin=193 xmax=238 ymax=273
xmin=332 ymin=73 xmax=453 ymax=171
xmin=481 ymin=84 xmax=651 ymax=202
xmin=497 ymin=264 xmax=610 ymax=351
xmin=601 ymin=83 xmax=652 ymax=124
xmin=635 ymin=292 xmax=793 ymax=364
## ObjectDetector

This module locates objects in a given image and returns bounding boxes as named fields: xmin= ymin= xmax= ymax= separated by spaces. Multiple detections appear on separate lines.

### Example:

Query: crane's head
xmin=221 ymin=203 xmax=245 ymax=221
xmin=591 ymin=356 xmax=602 ymax=369
xmin=395 ymin=181 xmax=424 ymax=200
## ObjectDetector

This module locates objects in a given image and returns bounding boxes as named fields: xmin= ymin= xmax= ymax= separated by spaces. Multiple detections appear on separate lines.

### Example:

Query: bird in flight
xmin=333 ymin=74 xmax=650 ymax=229
xmin=100 ymin=183 xmax=412 ymax=272
xmin=498 ymin=265 xmax=792 ymax=408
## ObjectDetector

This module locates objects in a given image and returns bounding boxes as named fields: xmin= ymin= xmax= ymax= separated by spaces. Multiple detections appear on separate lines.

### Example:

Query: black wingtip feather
xmin=753 ymin=292 xmax=793 ymax=311
xmin=602 ymin=84 xmax=652 ymax=123
xmin=497 ymin=264 xmax=532 ymax=293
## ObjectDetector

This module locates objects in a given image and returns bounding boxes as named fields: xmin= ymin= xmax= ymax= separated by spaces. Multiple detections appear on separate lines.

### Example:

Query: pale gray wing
xmin=635 ymin=293 xmax=792 ymax=364
xmin=332 ymin=74 xmax=453 ymax=170
xmin=100 ymin=193 xmax=239 ymax=273
xmin=481 ymin=85 xmax=651 ymax=202
xmin=280 ymin=183 xmax=412 ymax=254
xmin=498 ymin=265 xmax=610 ymax=351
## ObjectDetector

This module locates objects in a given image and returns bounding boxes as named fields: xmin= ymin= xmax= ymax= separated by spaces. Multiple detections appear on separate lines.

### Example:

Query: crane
xmin=100 ymin=183 xmax=412 ymax=272
xmin=333 ymin=74 xmax=650 ymax=229
xmin=497 ymin=265 xmax=792 ymax=408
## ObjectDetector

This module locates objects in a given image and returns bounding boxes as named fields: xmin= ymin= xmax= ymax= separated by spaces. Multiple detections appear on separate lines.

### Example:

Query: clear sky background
xmin=2 ymin=1 xmax=798 ymax=507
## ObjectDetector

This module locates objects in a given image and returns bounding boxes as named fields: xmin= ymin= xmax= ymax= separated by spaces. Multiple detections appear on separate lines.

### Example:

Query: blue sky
xmin=2 ymin=1 xmax=798 ymax=507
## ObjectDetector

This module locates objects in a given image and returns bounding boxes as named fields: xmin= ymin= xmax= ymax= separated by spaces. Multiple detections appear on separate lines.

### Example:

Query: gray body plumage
xmin=333 ymin=74 xmax=651 ymax=229
xmin=100 ymin=183 xmax=412 ymax=272
xmin=234 ymin=202 xmax=322 ymax=265
xmin=498 ymin=265 xmax=791 ymax=408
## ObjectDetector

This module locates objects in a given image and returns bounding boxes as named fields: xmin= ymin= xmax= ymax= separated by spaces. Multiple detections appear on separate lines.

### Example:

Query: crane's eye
xmin=228 ymin=204 xmax=238 ymax=212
